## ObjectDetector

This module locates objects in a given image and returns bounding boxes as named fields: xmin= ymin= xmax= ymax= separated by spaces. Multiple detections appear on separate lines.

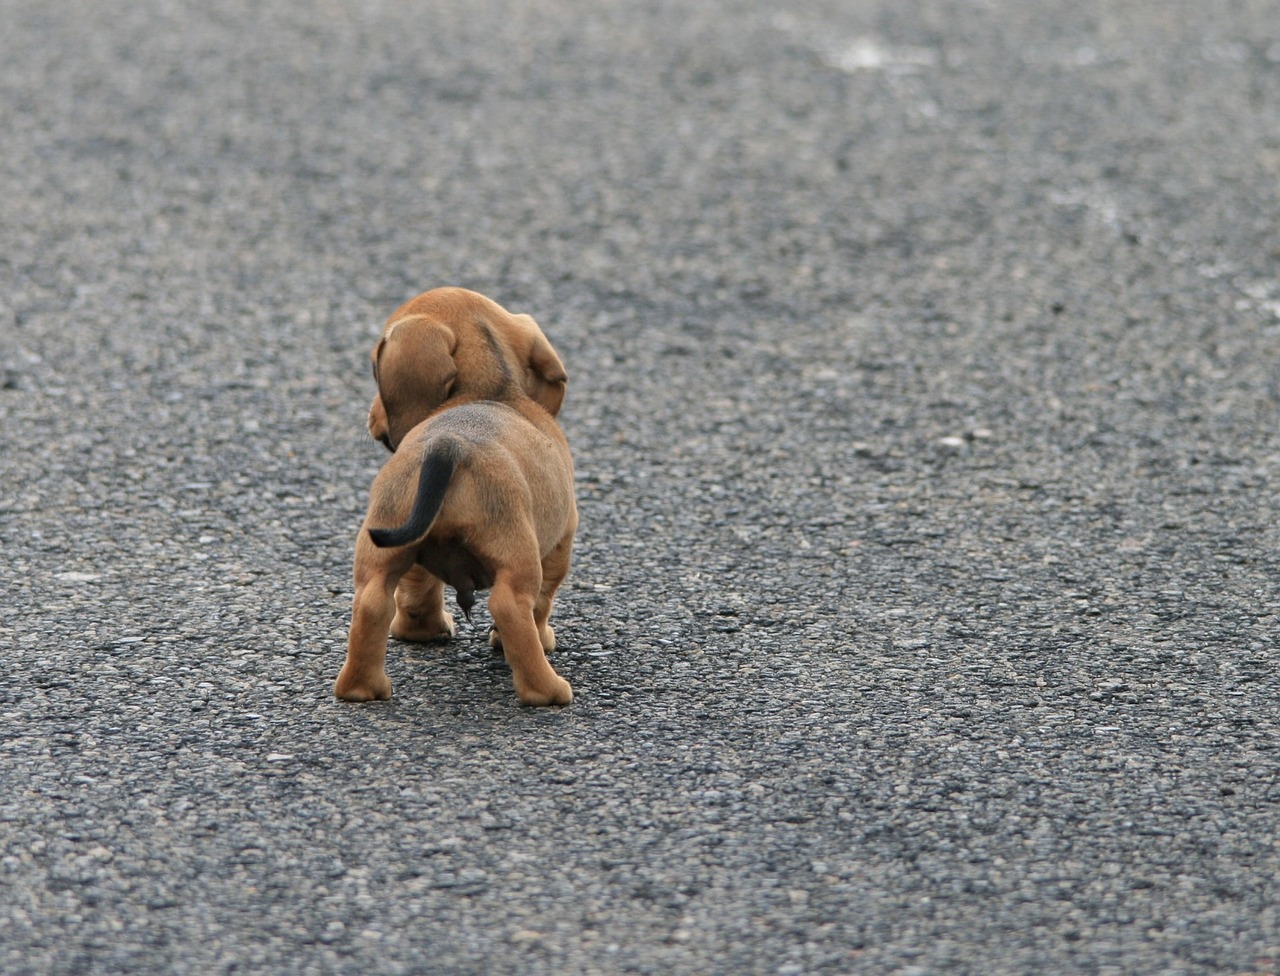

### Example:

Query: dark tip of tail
xmin=366 ymin=527 xmax=398 ymax=548
xmin=365 ymin=440 xmax=460 ymax=549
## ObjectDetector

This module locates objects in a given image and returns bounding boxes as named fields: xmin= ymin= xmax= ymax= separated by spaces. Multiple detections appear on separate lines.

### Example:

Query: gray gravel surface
xmin=3 ymin=1 xmax=1280 ymax=973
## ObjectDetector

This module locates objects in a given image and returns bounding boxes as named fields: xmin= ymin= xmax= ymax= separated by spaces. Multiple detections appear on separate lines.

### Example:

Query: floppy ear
xmin=509 ymin=313 xmax=567 ymax=416
xmin=525 ymin=333 xmax=567 ymax=417
xmin=372 ymin=316 xmax=459 ymax=450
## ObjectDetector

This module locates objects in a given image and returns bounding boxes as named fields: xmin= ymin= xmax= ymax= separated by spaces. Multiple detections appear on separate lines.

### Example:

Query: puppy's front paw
xmin=391 ymin=610 xmax=456 ymax=643
xmin=333 ymin=670 xmax=393 ymax=702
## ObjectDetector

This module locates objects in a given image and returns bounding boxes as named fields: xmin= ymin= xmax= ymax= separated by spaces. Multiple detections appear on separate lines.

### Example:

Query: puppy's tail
xmin=367 ymin=441 xmax=460 ymax=548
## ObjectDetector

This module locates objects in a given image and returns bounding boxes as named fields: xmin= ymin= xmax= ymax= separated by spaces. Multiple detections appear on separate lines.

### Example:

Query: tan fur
xmin=367 ymin=287 xmax=566 ymax=452
xmin=335 ymin=289 xmax=577 ymax=706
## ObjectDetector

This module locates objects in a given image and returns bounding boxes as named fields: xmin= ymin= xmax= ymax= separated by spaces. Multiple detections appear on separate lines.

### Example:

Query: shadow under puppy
xmin=335 ymin=287 xmax=577 ymax=706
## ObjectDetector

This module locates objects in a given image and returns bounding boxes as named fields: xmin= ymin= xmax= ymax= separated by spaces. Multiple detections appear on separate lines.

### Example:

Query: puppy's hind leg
xmin=335 ymin=545 xmax=409 ymax=702
xmin=489 ymin=564 xmax=573 ymax=706
xmin=534 ymin=525 xmax=574 ymax=652
xmin=490 ymin=528 xmax=574 ymax=655
xmin=391 ymin=564 xmax=456 ymax=642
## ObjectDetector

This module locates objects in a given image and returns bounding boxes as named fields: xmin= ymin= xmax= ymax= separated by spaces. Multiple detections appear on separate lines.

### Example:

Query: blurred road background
xmin=2 ymin=1 xmax=1279 ymax=973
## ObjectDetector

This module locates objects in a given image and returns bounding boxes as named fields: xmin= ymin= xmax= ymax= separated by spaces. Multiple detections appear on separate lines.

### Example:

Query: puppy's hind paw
xmin=333 ymin=671 xmax=393 ymax=702
xmin=516 ymin=675 xmax=574 ymax=707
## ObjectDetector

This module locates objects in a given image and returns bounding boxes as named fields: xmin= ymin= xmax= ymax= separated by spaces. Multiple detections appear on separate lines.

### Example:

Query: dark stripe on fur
xmin=367 ymin=440 xmax=460 ymax=548
xmin=478 ymin=321 xmax=514 ymax=387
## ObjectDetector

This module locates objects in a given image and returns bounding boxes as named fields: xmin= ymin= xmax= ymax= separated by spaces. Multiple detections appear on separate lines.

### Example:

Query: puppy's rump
xmin=367 ymin=440 xmax=461 ymax=549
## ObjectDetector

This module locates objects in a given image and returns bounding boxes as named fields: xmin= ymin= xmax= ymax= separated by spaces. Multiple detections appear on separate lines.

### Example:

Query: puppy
xmin=335 ymin=289 xmax=577 ymax=706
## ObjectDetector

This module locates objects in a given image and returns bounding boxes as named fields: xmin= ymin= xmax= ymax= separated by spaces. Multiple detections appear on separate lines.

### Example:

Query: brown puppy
xmin=365 ymin=286 xmax=569 ymax=677
xmin=335 ymin=290 xmax=577 ymax=706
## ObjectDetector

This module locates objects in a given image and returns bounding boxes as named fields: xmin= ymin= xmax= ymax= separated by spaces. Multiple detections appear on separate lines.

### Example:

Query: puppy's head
xmin=368 ymin=288 xmax=568 ymax=451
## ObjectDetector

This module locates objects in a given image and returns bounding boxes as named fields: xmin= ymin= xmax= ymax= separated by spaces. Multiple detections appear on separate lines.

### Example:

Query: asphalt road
xmin=3 ymin=1 xmax=1279 ymax=973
